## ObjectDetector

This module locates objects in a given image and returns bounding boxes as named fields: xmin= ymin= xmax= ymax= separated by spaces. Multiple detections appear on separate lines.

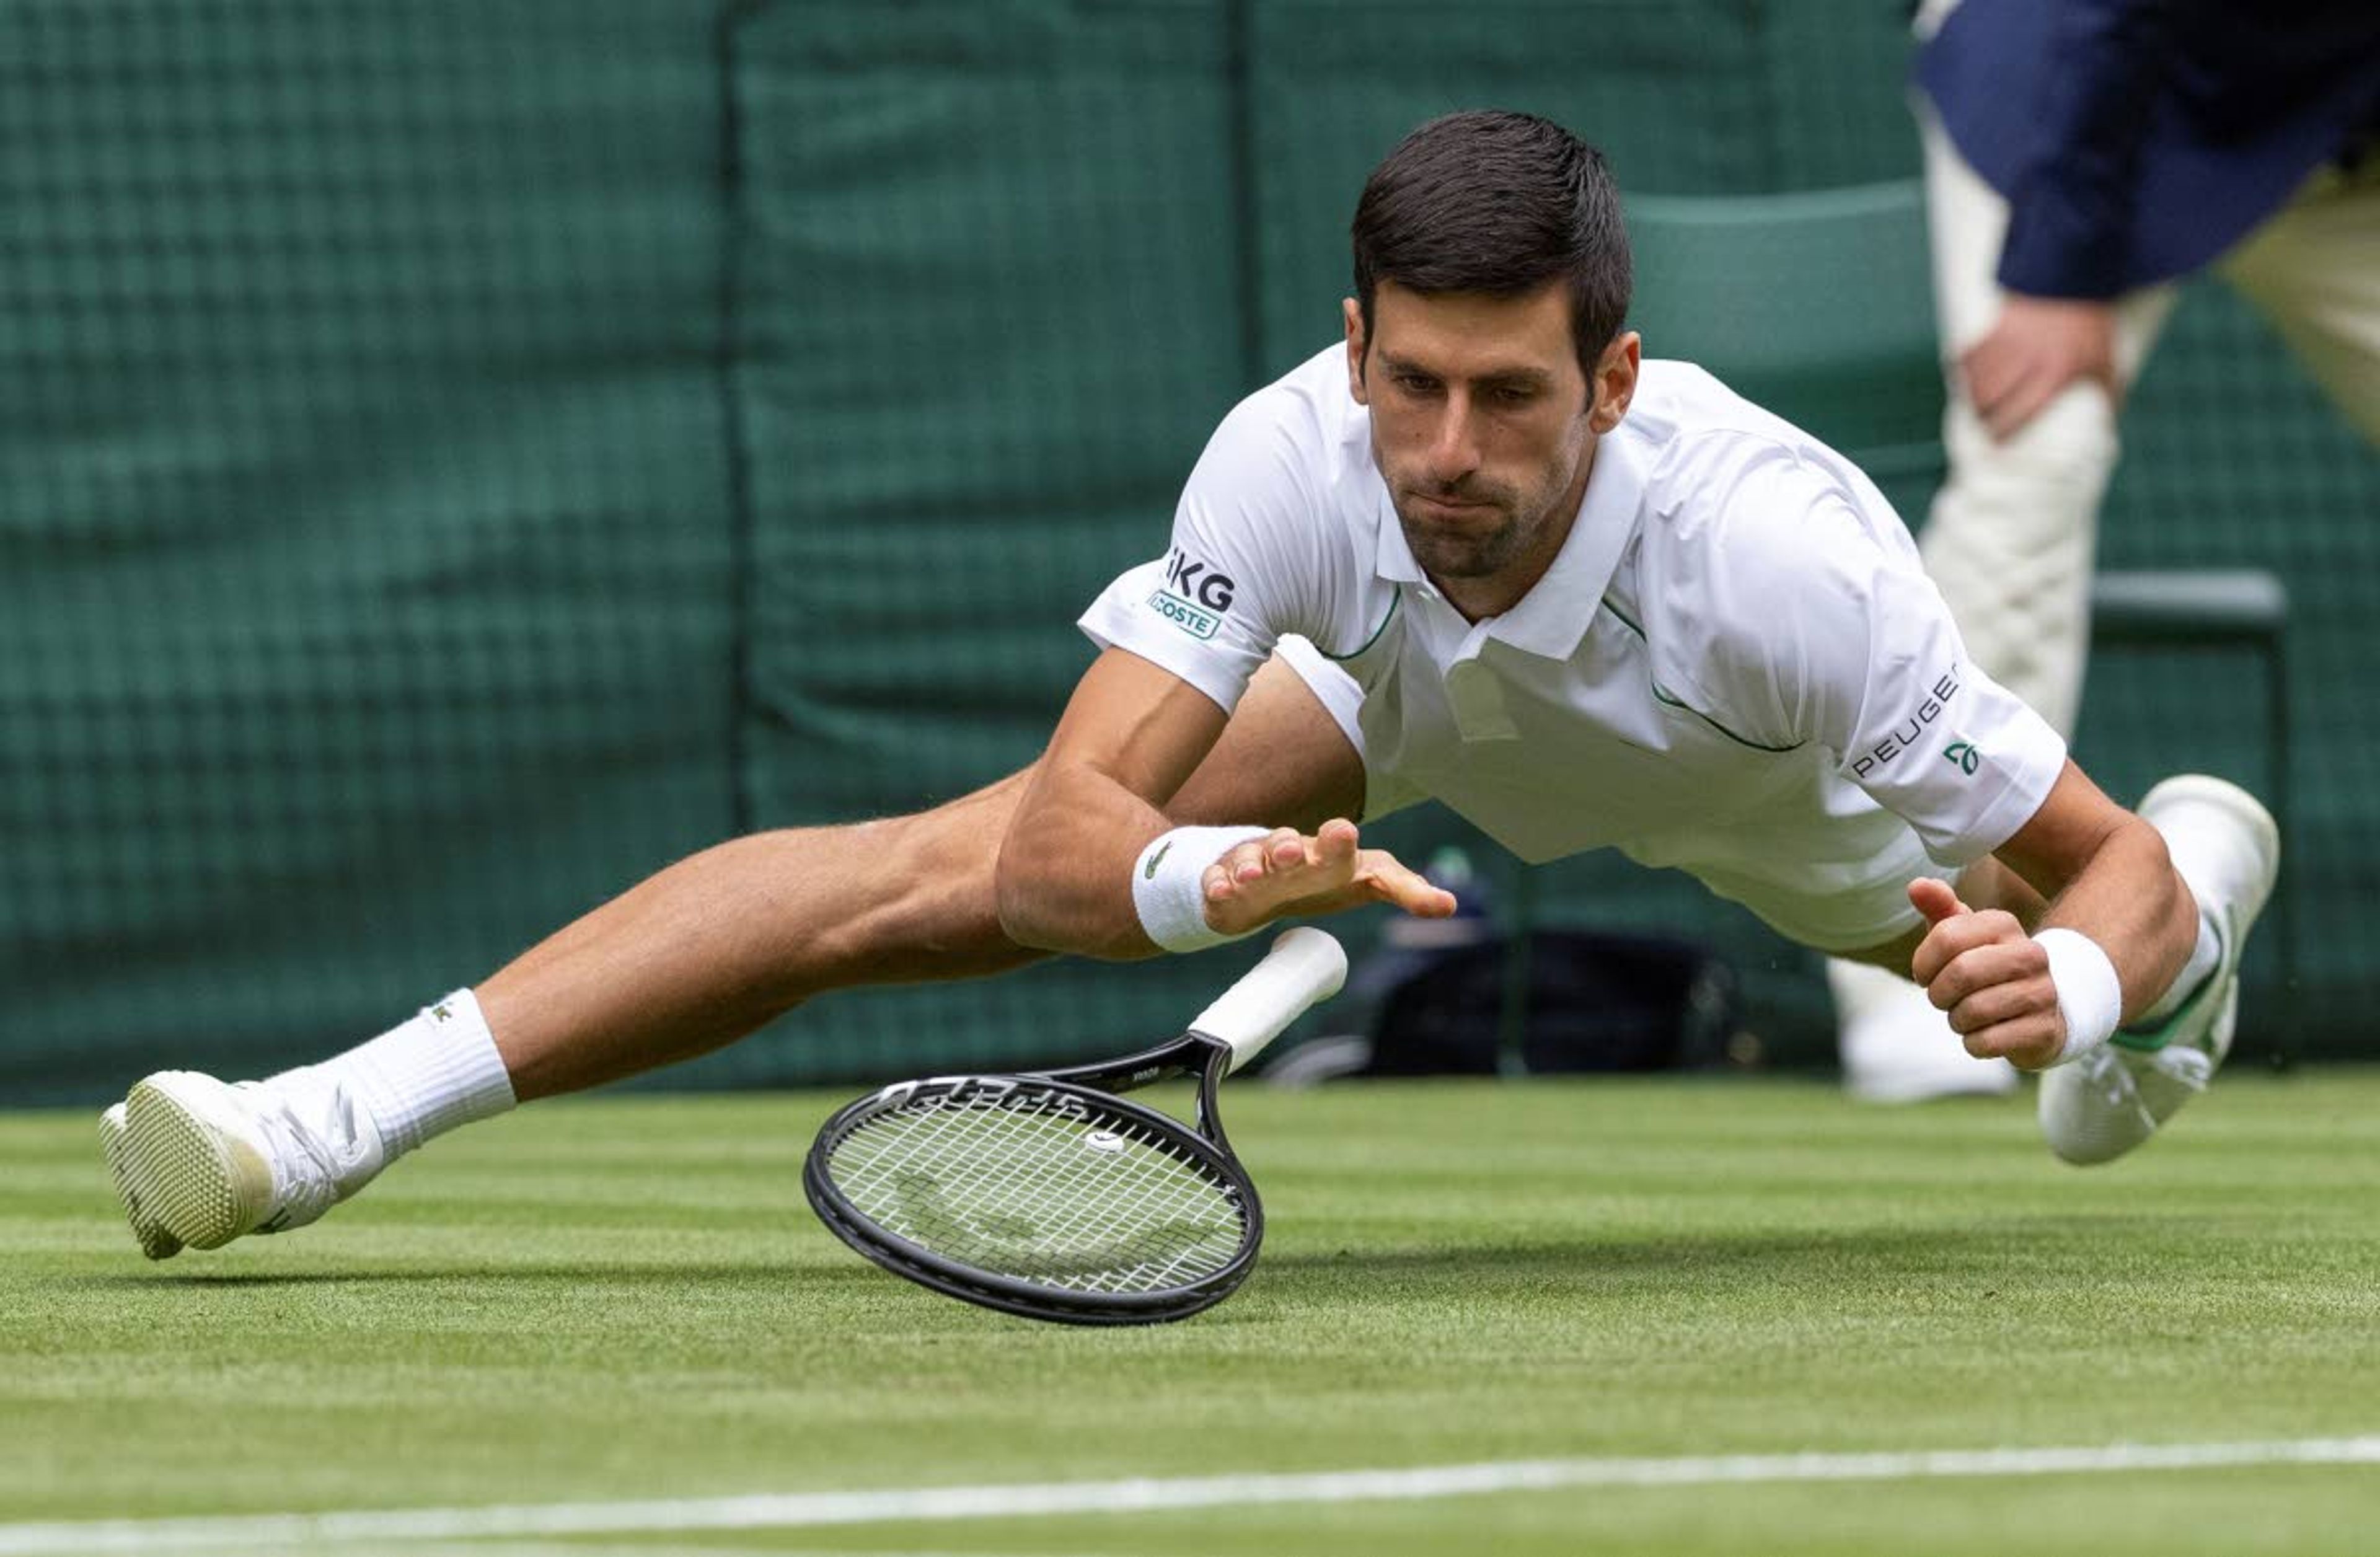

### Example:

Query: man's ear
xmin=1343 ymin=297 xmax=1370 ymax=405
xmin=1589 ymin=330 xmax=1642 ymax=433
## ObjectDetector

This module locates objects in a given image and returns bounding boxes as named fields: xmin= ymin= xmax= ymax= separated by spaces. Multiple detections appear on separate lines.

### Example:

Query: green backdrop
xmin=3 ymin=1 xmax=2373 ymax=1105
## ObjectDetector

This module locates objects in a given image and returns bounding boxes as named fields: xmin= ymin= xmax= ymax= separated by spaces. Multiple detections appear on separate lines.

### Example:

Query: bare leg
xmin=482 ymin=657 xmax=1365 ymax=1100
xmin=480 ymin=775 xmax=1040 ymax=1100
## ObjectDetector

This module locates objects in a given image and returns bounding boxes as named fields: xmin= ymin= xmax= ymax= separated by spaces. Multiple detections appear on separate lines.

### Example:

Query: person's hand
xmin=1201 ymin=819 xmax=1457 ymax=937
xmin=1906 ymin=878 xmax=2065 ymax=1070
xmin=1958 ymin=294 xmax=2119 ymax=442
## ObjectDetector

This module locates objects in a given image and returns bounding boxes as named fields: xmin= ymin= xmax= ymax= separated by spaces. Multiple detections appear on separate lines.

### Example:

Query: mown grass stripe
xmin=4 ymin=1438 xmax=2377 ymax=1554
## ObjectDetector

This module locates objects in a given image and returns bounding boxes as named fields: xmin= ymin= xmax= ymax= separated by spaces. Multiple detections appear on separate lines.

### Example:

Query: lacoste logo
xmin=1147 ymin=588 xmax=1222 ymax=640
xmin=1144 ymin=842 xmax=1173 ymax=879
xmin=432 ymin=1004 xmax=452 ymax=1022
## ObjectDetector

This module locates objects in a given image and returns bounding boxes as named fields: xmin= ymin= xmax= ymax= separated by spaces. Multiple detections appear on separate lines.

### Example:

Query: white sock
xmin=270 ymin=989 xmax=517 ymax=1161
xmin=2128 ymin=912 xmax=2222 ymax=1030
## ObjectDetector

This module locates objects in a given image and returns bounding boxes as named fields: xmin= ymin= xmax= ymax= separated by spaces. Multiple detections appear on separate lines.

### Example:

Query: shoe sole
xmin=117 ymin=1074 xmax=276 ymax=1252
xmin=100 ymin=1104 xmax=183 ymax=1261
xmin=2039 ymin=1048 xmax=2161 ymax=1166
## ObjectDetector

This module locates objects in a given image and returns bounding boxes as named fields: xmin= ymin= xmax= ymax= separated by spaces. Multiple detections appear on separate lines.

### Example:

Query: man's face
xmin=1346 ymin=280 xmax=1634 ymax=612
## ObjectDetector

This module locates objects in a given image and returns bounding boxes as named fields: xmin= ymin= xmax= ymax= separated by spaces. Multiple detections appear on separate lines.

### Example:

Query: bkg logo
xmin=1944 ymin=740 xmax=1981 ymax=776
xmin=1162 ymin=548 xmax=1236 ymax=612
xmin=1150 ymin=548 xmax=1236 ymax=640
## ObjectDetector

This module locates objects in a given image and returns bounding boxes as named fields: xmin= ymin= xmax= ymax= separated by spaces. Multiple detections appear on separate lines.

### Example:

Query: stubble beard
xmin=1391 ymin=472 xmax=1558 ymax=582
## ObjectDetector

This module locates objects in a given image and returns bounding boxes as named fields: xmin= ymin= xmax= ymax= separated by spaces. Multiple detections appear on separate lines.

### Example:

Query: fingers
xmin=1199 ymin=821 xmax=1357 ymax=934
xmin=1960 ymin=300 xmax=2120 ymax=443
xmin=1964 ymin=340 xmax=2056 ymax=441
xmin=1949 ymin=1001 xmax=2065 ymax=1070
xmin=1352 ymin=844 xmax=1460 ymax=919
xmin=1209 ymin=826 xmax=1336 ymax=900
xmin=1959 ymin=331 xmax=2026 ymax=439
xmin=1981 ymin=371 xmax=2062 ymax=443
xmin=1315 ymin=816 xmax=1360 ymax=872
xmin=1201 ymin=819 xmax=1453 ymax=934
xmin=1919 ymin=931 xmax=2042 ymax=1008
xmin=1906 ymin=876 xmax=1968 ymax=927
xmin=1909 ymin=915 xmax=2066 ymax=1069
xmin=1905 ymin=880 xmax=2011 ymax=989
xmin=1906 ymin=871 xmax=2077 ymax=1069
xmin=1965 ymin=345 xmax=2064 ymax=441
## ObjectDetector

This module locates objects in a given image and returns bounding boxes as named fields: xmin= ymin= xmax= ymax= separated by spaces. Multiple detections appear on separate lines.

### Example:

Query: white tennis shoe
xmin=102 ymin=1070 xmax=386 ymax=1258
xmin=100 ymin=1101 xmax=182 ymax=1260
xmin=2038 ymin=775 xmax=2280 ymax=1166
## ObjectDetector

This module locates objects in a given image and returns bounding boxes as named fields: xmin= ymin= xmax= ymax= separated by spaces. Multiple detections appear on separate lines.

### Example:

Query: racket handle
xmin=1189 ymin=927 xmax=1349 ymax=1074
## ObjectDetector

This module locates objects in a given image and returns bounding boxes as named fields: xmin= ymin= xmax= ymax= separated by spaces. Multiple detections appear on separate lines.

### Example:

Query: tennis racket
xmin=803 ymin=927 xmax=1347 ymax=1325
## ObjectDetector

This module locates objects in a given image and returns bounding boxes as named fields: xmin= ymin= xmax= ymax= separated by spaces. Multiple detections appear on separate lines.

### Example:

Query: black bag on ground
xmin=1362 ymin=928 xmax=1740 ymax=1076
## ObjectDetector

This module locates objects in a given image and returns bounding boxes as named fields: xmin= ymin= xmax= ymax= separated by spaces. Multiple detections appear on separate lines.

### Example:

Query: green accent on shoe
xmin=2110 ymin=1015 xmax=2185 ymax=1054
xmin=2110 ymin=907 xmax=2236 ymax=1056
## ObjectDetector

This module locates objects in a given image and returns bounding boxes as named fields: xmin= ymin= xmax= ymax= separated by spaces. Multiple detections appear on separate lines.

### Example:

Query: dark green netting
xmin=0 ymin=2 xmax=734 ymax=1101
xmin=3 ymin=1 xmax=2373 ymax=1105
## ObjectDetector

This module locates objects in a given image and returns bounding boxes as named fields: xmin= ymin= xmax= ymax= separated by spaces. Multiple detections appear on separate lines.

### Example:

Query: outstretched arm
xmin=994 ymin=648 xmax=1454 ymax=959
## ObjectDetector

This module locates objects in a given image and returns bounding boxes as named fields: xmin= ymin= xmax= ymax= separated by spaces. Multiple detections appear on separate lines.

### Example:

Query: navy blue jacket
xmin=1916 ymin=0 xmax=2380 ymax=298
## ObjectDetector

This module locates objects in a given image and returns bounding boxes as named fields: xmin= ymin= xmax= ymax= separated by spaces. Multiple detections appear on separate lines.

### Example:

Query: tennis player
xmin=104 ymin=110 xmax=2276 ymax=1261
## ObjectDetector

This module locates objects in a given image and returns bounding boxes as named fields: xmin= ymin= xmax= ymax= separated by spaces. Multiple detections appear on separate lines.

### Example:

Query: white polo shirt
xmin=1079 ymin=345 xmax=2066 ymax=951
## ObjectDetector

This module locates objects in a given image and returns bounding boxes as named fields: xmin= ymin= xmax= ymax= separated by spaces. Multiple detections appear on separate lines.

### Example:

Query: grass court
xmin=4 ymin=1070 xmax=2376 ymax=1555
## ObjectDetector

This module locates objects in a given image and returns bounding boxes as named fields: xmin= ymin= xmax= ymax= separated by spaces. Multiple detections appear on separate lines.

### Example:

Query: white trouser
xmin=1917 ymin=115 xmax=2380 ymax=738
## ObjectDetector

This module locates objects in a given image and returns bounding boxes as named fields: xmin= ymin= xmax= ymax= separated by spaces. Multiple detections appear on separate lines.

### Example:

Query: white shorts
xmin=1274 ymin=636 xmax=1938 ymax=955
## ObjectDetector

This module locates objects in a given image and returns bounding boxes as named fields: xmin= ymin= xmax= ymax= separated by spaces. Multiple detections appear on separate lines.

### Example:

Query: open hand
xmin=1960 ymin=294 xmax=2118 ymax=442
xmin=1202 ymin=819 xmax=1458 ymax=938
xmin=1907 ymin=878 xmax=2065 ymax=1070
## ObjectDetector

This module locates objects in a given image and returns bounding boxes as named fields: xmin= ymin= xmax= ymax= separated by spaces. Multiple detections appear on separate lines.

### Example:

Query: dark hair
xmin=1350 ymin=110 xmax=1631 ymax=379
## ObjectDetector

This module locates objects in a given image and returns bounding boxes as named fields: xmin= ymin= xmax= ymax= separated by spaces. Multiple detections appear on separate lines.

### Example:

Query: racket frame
xmin=801 ymin=1033 xmax=1263 ymax=1325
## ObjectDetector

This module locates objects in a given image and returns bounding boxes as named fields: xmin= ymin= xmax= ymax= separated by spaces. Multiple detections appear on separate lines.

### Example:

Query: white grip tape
xmin=1188 ymin=927 xmax=1349 ymax=1074
xmin=2036 ymin=927 xmax=2123 ymax=1065
xmin=1131 ymin=825 xmax=1270 ymax=953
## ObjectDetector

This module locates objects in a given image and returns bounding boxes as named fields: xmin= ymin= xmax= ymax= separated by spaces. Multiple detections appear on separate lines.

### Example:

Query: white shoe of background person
xmin=2039 ymin=775 xmax=2281 ymax=1165
xmin=1831 ymin=956 xmax=2020 ymax=1102
xmin=102 ymin=1070 xmax=387 ymax=1258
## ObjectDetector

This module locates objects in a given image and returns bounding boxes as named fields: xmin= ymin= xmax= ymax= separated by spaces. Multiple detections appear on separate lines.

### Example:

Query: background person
xmin=1833 ymin=0 xmax=2378 ymax=1103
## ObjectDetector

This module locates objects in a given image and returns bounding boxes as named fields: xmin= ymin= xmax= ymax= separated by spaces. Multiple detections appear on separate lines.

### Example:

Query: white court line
xmin=302 ymin=1547 xmax=1115 ymax=1557
xmin=3 ymin=1438 xmax=2376 ymax=1555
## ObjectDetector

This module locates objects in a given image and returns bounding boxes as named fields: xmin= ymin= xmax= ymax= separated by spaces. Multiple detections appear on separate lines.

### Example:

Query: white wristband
xmin=1131 ymin=825 xmax=1271 ymax=953
xmin=2035 ymin=927 xmax=2123 ymax=1065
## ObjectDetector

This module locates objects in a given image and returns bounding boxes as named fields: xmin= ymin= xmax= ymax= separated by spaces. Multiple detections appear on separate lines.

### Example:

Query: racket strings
xmin=840 ymin=1103 xmax=1237 ymax=1292
xmin=844 ymin=1116 xmax=1230 ymax=1294
xmin=826 ymin=1092 xmax=1246 ymax=1295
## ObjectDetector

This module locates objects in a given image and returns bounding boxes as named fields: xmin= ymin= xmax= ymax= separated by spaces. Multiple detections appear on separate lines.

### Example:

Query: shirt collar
xmin=1369 ymin=430 xmax=1646 ymax=660
xmin=1371 ymin=482 xmax=1425 ymax=584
